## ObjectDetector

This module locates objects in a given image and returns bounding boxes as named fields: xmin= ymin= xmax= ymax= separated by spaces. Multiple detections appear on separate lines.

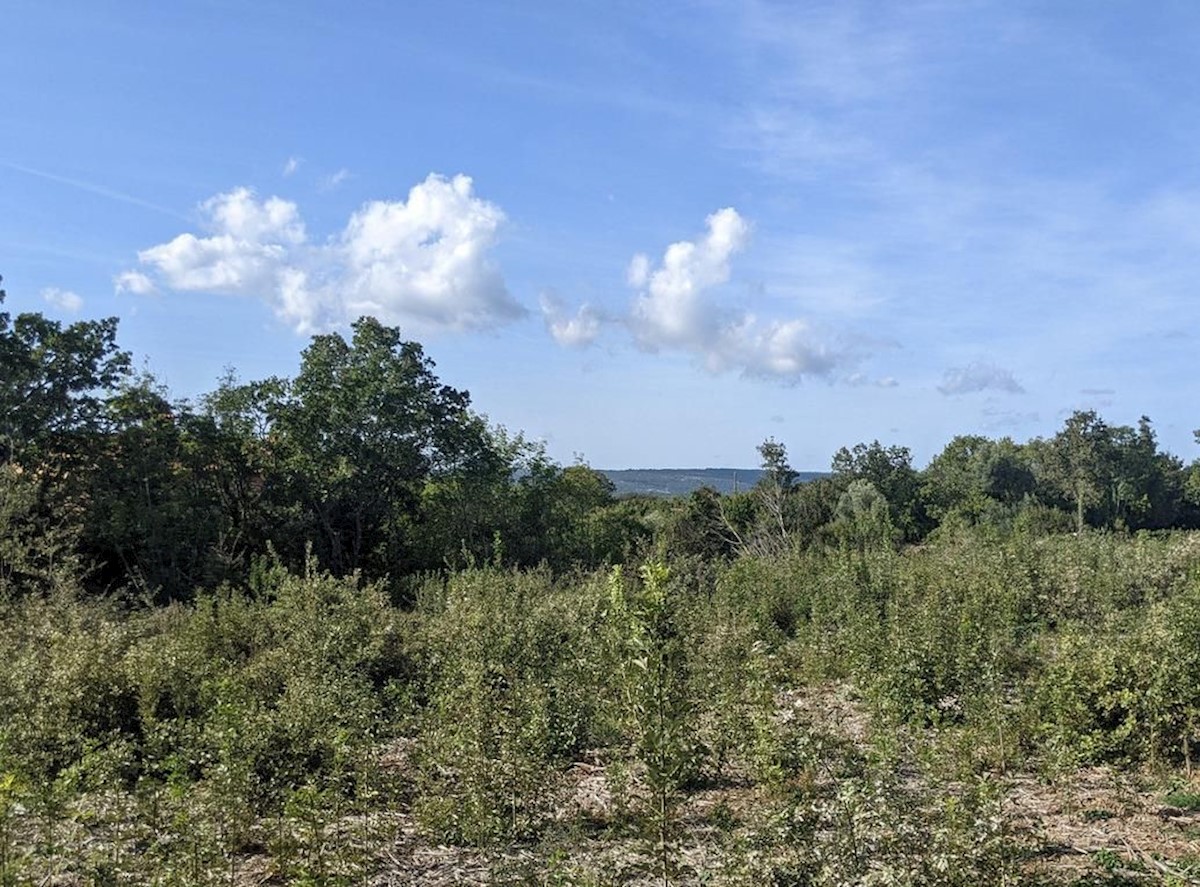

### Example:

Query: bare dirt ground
xmin=1010 ymin=767 xmax=1200 ymax=884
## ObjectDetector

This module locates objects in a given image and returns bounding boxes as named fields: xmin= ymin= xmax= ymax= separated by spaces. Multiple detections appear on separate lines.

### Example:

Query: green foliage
xmin=263 ymin=317 xmax=500 ymax=577
xmin=0 ymin=586 xmax=142 ymax=782
xmin=0 ymin=279 xmax=131 ymax=466
xmin=0 ymin=559 xmax=413 ymax=881
xmin=606 ymin=562 xmax=704 ymax=884
xmin=6 ymin=511 xmax=1200 ymax=880
xmin=0 ymin=464 xmax=79 ymax=597
xmin=712 ymin=438 xmax=829 ymax=559
xmin=1035 ymin=580 xmax=1200 ymax=766
xmin=832 ymin=479 xmax=897 ymax=550
xmin=757 ymin=437 xmax=798 ymax=491
xmin=13 ymin=287 xmax=1200 ymax=881
xmin=414 ymin=568 xmax=600 ymax=844
xmin=922 ymin=434 xmax=1035 ymax=529
xmin=658 ymin=486 xmax=737 ymax=562
xmin=503 ymin=459 xmax=626 ymax=570
xmin=1030 ymin=412 xmax=1187 ymax=533
xmin=1163 ymin=788 xmax=1200 ymax=810
xmin=832 ymin=440 xmax=929 ymax=541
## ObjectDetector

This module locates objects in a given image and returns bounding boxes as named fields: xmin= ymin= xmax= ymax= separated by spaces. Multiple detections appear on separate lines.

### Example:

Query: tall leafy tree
xmin=921 ymin=435 xmax=994 ymax=524
xmin=921 ymin=435 xmax=1035 ymax=528
xmin=81 ymin=375 xmax=220 ymax=597
xmin=264 ymin=317 xmax=500 ymax=577
xmin=983 ymin=438 xmax=1036 ymax=506
xmin=0 ymin=277 xmax=131 ymax=466
xmin=1031 ymin=412 xmax=1184 ymax=532
xmin=1038 ymin=411 xmax=1113 ymax=532
xmin=659 ymin=486 xmax=731 ymax=561
xmin=831 ymin=440 xmax=928 ymax=540
xmin=195 ymin=371 xmax=291 ymax=573
xmin=0 ymin=277 xmax=132 ymax=594
xmin=1106 ymin=416 xmax=1183 ymax=530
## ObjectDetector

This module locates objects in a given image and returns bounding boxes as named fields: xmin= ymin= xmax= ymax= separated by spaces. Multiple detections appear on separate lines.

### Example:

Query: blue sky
xmin=5 ymin=1 xmax=1200 ymax=469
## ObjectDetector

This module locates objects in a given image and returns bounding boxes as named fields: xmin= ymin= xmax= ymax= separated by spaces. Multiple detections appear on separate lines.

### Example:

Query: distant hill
xmin=598 ymin=468 xmax=827 ymax=498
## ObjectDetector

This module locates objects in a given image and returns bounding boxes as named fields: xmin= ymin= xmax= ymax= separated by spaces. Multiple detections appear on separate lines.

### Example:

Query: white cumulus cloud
xmin=631 ymin=207 xmax=750 ymax=350
xmin=620 ymin=208 xmax=847 ymax=382
xmin=627 ymin=253 xmax=650 ymax=288
xmin=204 ymin=188 xmax=306 ymax=244
xmin=123 ymin=174 xmax=525 ymax=334
xmin=41 ymin=287 xmax=83 ymax=313
xmin=339 ymin=174 xmax=522 ymax=331
xmin=539 ymin=292 xmax=601 ymax=347
xmin=113 ymin=270 xmax=157 ymax=295
xmin=714 ymin=317 xmax=839 ymax=378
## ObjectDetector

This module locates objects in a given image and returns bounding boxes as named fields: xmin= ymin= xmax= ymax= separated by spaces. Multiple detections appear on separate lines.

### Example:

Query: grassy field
xmin=4 ymin=530 xmax=1200 ymax=885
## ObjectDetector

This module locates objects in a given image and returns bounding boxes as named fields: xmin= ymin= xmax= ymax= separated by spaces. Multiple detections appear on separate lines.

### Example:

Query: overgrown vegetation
xmin=4 ymin=279 xmax=1200 ymax=884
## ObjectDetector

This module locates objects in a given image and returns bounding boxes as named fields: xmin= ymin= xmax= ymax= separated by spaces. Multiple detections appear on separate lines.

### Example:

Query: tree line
xmin=4 ymin=276 xmax=1200 ymax=603
xmin=1 ymin=280 xmax=631 ymax=602
xmin=708 ymin=409 xmax=1200 ymax=560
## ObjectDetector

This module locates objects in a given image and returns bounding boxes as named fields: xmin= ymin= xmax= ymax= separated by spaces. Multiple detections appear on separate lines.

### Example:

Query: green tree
xmin=505 ymin=457 xmax=620 ymax=569
xmin=757 ymin=437 xmax=798 ymax=490
xmin=263 ymin=317 xmax=500 ymax=578
xmin=921 ymin=435 xmax=994 ymax=524
xmin=831 ymin=440 xmax=928 ymax=540
xmin=0 ymin=277 xmax=131 ymax=467
xmin=921 ymin=435 xmax=1035 ymax=530
xmin=659 ymin=486 xmax=737 ymax=562
xmin=80 ymin=374 xmax=247 ymax=599
xmin=1037 ymin=410 xmax=1113 ymax=532
xmin=1106 ymin=417 xmax=1182 ymax=530
xmin=983 ymin=438 xmax=1036 ymax=506
xmin=0 ymin=278 xmax=132 ymax=595
xmin=754 ymin=437 xmax=797 ymax=549
xmin=194 ymin=371 xmax=291 ymax=576
xmin=833 ymin=478 xmax=895 ymax=549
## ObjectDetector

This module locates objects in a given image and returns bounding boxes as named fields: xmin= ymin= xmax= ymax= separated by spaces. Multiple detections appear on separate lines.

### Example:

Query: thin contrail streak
xmin=0 ymin=159 xmax=188 ymax=220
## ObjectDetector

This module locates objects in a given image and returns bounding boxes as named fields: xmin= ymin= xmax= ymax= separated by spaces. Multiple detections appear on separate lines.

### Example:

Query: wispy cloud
xmin=721 ymin=0 xmax=1200 ymax=393
xmin=727 ymin=1 xmax=925 ymax=178
xmin=740 ymin=1 xmax=917 ymax=105
xmin=114 ymin=269 xmax=158 ymax=296
xmin=981 ymin=406 xmax=1041 ymax=430
xmin=938 ymin=363 xmax=1025 ymax=396
xmin=0 ymin=160 xmax=186 ymax=219
xmin=41 ymin=287 xmax=83 ymax=313
xmin=847 ymin=373 xmax=900 ymax=388
xmin=282 ymin=156 xmax=302 ymax=177
xmin=320 ymin=168 xmax=351 ymax=190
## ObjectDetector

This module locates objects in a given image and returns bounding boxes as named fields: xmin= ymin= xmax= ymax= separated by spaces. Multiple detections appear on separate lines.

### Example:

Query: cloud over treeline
xmin=554 ymin=207 xmax=846 ymax=382
xmin=124 ymin=174 xmax=525 ymax=334
xmin=131 ymin=180 xmax=868 ymax=387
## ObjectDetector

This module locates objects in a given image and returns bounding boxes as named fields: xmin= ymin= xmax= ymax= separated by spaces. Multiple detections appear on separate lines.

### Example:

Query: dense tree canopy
xmin=0 ymin=283 xmax=637 ymax=599
xmin=0 ymin=277 xmax=131 ymax=466
xmin=6 ymin=273 xmax=1200 ymax=603
xmin=258 ymin=317 xmax=503 ymax=576
xmin=831 ymin=440 xmax=928 ymax=540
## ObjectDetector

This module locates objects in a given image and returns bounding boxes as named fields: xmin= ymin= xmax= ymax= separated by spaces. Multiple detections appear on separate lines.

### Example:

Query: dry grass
xmin=1010 ymin=767 xmax=1200 ymax=883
